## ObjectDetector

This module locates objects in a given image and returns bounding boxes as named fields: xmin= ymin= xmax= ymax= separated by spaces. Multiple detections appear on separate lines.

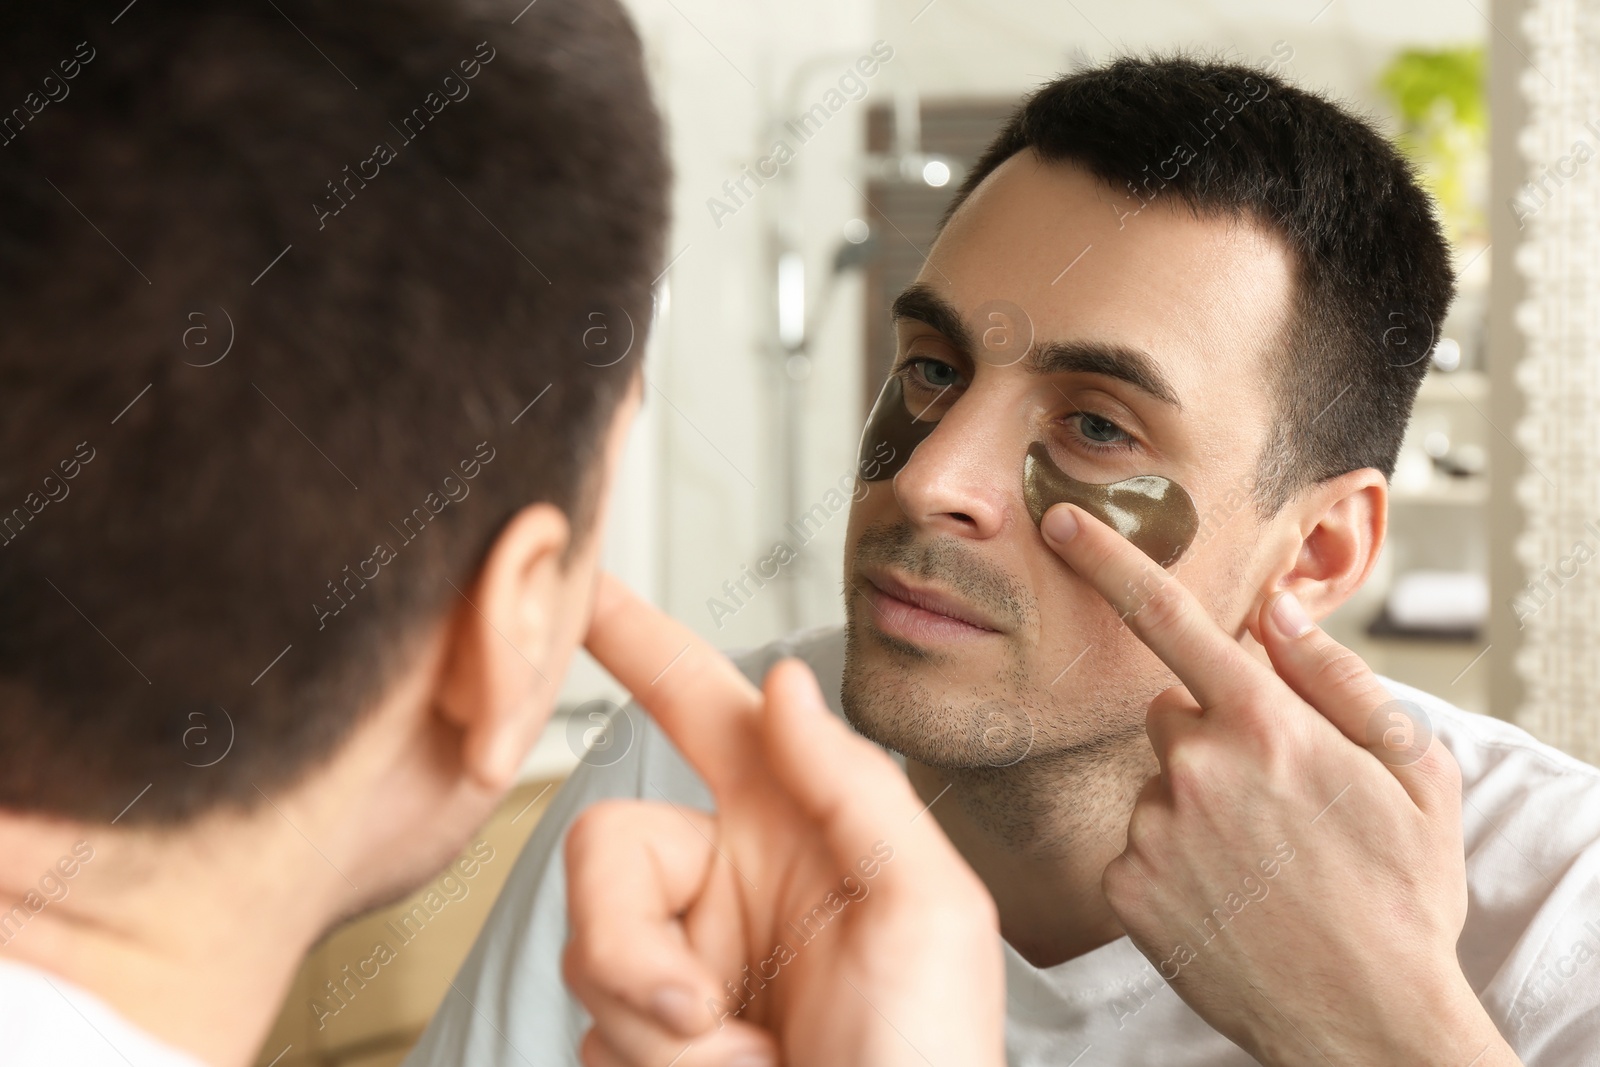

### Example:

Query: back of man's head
xmin=0 ymin=0 xmax=667 ymax=825
xmin=943 ymin=53 xmax=1456 ymax=514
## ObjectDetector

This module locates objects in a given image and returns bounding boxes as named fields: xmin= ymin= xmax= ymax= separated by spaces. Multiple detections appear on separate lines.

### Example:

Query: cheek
xmin=1054 ymin=613 xmax=1180 ymax=705
xmin=1015 ymin=529 xmax=1098 ymax=635
xmin=842 ymin=484 xmax=892 ymax=558
xmin=1019 ymin=545 xmax=1178 ymax=679
xmin=1028 ymin=567 xmax=1122 ymax=646
xmin=1167 ymin=506 xmax=1262 ymax=609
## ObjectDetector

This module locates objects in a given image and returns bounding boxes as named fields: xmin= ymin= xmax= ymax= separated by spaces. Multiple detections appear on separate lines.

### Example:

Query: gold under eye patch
xmin=858 ymin=376 xmax=1199 ymax=567
xmin=857 ymin=376 xmax=937 ymax=481
xmin=1021 ymin=443 xmax=1197 ymax=567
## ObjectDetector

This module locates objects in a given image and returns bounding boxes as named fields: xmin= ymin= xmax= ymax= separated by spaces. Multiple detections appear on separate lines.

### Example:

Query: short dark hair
xmin=0 ymin=0 xmax=668 ymax=825
xmin=943 ymin=54 xmax=1455 ymax=513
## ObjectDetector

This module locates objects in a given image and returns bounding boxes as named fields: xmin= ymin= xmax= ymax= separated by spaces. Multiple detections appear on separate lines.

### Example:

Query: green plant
xmin=1378 ymin=45 xmax=1487 ymax=245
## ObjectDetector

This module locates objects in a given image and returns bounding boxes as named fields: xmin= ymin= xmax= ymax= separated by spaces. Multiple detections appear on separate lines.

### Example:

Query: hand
xmin=561 ymin=573 xmax=1006 ymax=1067
xmin=1039 ymin=504 xmax=1521 ymax=1067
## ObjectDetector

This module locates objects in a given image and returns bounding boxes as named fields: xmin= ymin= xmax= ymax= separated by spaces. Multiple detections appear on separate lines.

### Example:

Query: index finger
xmin=1041 ymin=502 xmax=1267 ymax=709
xmin=585 ymin=571 xmax=764 ymax=794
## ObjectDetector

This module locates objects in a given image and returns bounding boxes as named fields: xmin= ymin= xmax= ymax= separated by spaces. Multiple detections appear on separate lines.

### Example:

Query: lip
xmin=858 ymin=568 xmax=1004 ymax=645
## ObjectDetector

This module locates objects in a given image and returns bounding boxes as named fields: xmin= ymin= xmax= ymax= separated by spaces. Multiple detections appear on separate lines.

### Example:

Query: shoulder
xmin=1379 ymin=675 xmax=1600 ymax=819
xmin=615 ymin=622 xmax=848 ymax=798
xmin=534 ymin=625 xmax=847 ymax=814
xmin=1378 ymin=678 xmax=1600 ymax=1060
xmin=0 ymin=961 xmax=206 ymax=1067
xmin=723 ymin=624 xmax=847 ymax=717
xmin=1380 ymin=675 xmax=1600 ymax=865
xmin=534 ymin=624 xmax=850 ymax=825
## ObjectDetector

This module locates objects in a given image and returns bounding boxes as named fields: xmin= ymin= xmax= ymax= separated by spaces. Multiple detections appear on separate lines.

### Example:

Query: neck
xmin=908 ymin=737 xmax=1156 ymax=969
xmin=0 ymin=633 xmax=486 ymax=1065
xmin=0 ymin=807 xmax=345 ymax=1067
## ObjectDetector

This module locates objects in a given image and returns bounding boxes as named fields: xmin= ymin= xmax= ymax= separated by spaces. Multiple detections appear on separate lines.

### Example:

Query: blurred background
xmin=264 ymin=0 xmax=1591 ymax=1061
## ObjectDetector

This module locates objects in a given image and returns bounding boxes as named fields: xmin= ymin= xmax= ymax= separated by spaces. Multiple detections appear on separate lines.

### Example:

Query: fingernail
xmin=1042 ymin=504 xmax=1078 ymax=543
xmin=1271 ymin=591 xmax=1314 ymax=638
xmin=650 ymin=984 xmax=702 ymax=1035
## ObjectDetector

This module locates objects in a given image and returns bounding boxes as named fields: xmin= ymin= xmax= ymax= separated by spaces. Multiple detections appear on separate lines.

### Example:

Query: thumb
xmin=1259 ymin=591 xmax=1444 ymax=794
xmin=760 ymin=659 xmax=985 ymax=908
xmin=760 ymin=659 xmax=923 ymax=849
xmin=760 ymin=661 xmax=1007 ymax=1066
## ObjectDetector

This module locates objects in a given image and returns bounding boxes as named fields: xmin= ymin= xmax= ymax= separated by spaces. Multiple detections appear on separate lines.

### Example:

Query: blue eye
xmin=1072 ymin=412 xmax=1134 ymax=451
xmin=910 ymin=358 xmax=962 ymax=389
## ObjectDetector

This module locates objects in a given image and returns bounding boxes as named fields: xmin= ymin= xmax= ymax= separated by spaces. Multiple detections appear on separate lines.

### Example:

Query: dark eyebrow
xmin=890 ymin=283 xmax=973 ymax=355
xmin=1030 ymin=340 xmax=1182 ymax=409
xmin=890 ymin=282 xmax=1182 ymax=409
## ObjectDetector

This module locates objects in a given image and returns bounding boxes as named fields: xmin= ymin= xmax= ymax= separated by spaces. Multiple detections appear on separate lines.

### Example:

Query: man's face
xmin=842 ymin=152 xmax=1296 ymax=769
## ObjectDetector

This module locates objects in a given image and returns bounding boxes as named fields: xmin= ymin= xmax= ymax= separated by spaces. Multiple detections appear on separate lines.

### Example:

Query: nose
xmin=892 ymin=386 xmax=1021 ymax=541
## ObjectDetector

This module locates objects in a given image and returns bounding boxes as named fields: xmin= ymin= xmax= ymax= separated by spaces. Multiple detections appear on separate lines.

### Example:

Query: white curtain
xmin=1512 ymin=0 xmax=1600 ymax=765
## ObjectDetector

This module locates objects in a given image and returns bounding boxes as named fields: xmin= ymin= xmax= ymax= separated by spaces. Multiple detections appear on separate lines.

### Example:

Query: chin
xmin=842 ymin=613 xmax=1154 ymax=771
xmin=842 ymin=624 xmax=1040 ymax=770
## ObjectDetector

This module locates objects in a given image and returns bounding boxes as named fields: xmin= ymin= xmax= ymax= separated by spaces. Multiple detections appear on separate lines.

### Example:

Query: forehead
xmin=915 ymin=152 xmax=1296 ymax=408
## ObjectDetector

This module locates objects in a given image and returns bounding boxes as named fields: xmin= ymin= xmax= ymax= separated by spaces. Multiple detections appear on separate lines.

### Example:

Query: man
xmin=414 ymin=57 xmax=1600 ymax=1065
xmin=0 ymin=3 xmax=1000 ymax=1064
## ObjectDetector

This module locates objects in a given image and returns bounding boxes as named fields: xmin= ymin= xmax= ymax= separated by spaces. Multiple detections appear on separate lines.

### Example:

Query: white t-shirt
xmin=407 ymin=625 xmax=1600 ymax=1066
xmin=0 ymin=959 xmax=207 ymax=1067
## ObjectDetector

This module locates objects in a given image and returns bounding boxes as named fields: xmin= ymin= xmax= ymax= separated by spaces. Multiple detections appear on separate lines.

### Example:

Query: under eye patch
xmin=858 ymin=375 xmax=938 ymax=483
xmin=858 ymin=376 xmax=1199 ymax=566
xmin=1021 ymin=443 xmax=1197 ymax=567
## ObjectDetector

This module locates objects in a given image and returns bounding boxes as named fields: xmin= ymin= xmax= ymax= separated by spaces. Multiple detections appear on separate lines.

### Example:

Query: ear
xmin=1260 ymin=467 xmax=1387 ymax=626
xmin=432 ymin=502 xmax=573 ymax=791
